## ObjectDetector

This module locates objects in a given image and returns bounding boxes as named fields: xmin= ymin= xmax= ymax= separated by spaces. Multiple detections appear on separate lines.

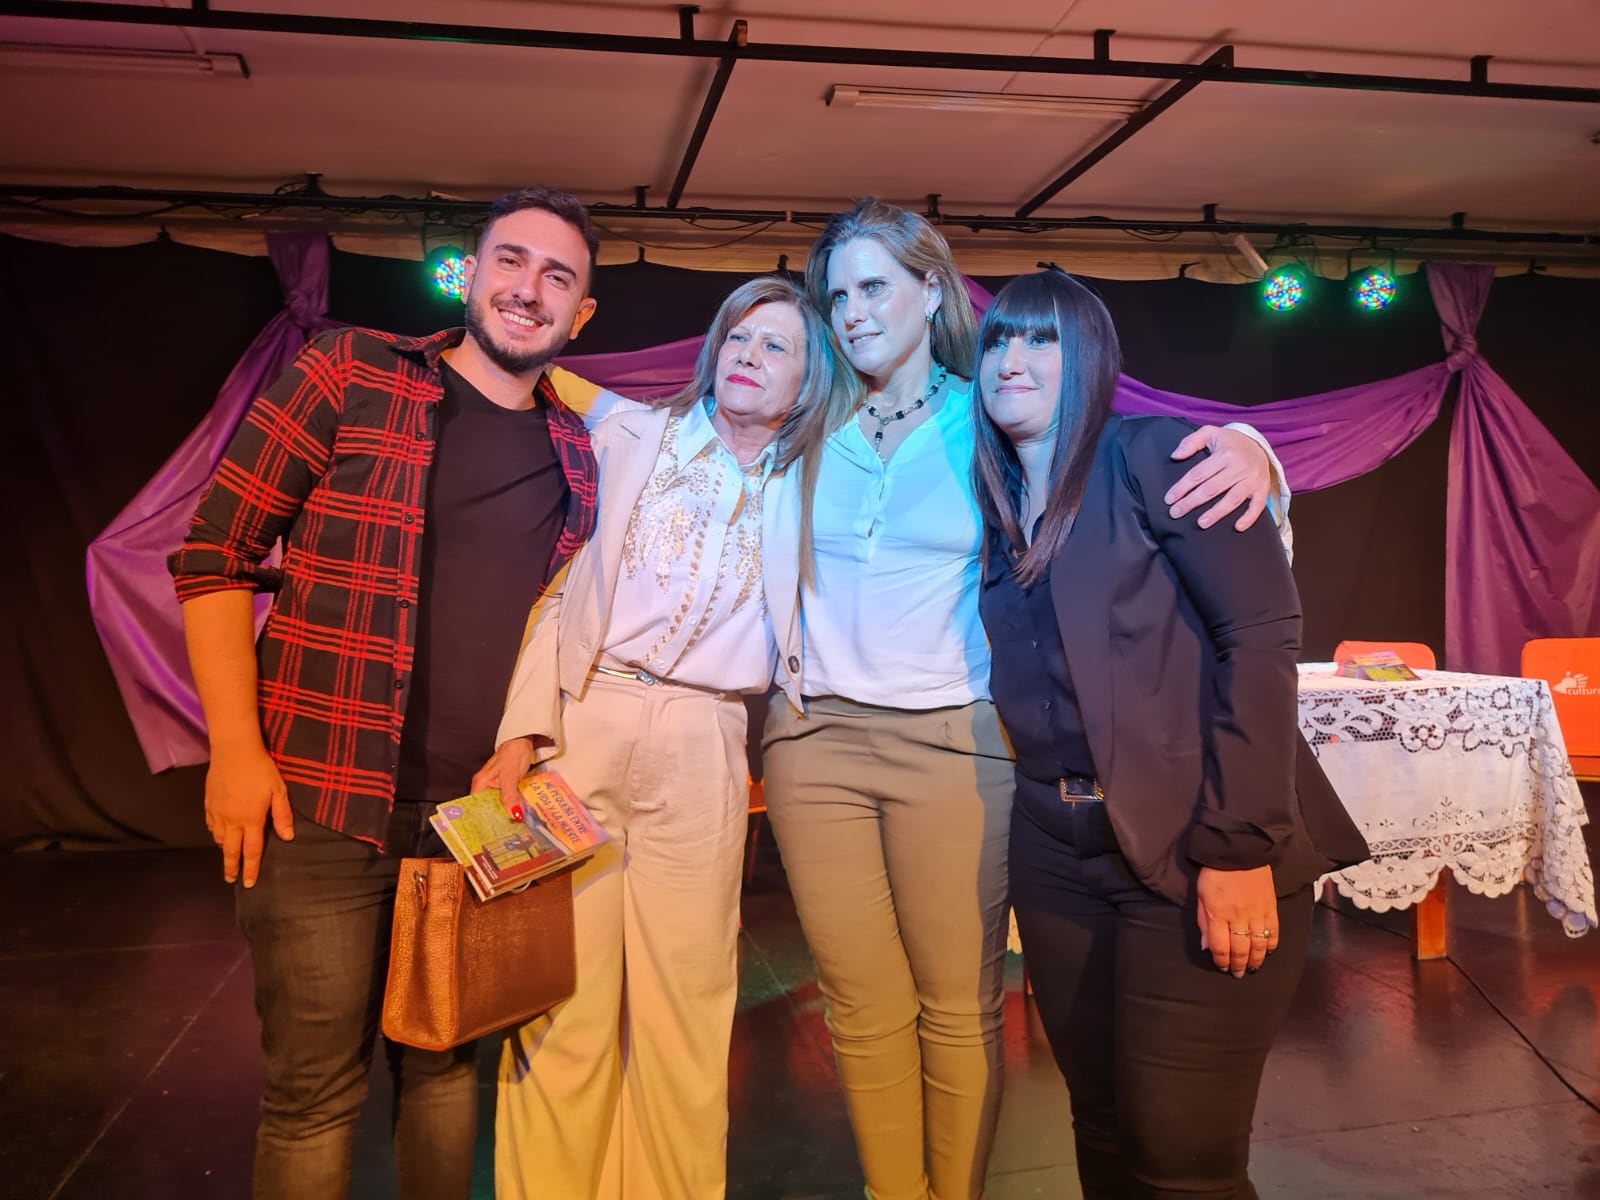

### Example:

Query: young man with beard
xmin=170 ymin=186 xmax=603 ymax=1200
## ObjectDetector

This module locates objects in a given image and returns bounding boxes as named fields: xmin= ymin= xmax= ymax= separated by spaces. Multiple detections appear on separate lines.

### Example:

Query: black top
xmin=396 ymin=359 xmax=570 ymax=803
xmin=980 ymin=533 xmax=1096 ymax=786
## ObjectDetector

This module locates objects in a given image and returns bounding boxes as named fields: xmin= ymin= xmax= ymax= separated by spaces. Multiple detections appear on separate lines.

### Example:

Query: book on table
xmin=1336 ymin=651 xmax=1421 ymax=682
xmin=430 ymin=771 xmax=608 ymax=902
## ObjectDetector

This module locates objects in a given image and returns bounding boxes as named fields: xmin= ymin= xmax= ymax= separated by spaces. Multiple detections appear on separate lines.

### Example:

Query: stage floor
xmin=3 ymin=785 xmax=1598 ymax=1200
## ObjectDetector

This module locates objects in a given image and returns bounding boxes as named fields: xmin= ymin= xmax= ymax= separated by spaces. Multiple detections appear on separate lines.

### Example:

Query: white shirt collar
xmin=676 ymin=396 xmax=777 ymax=476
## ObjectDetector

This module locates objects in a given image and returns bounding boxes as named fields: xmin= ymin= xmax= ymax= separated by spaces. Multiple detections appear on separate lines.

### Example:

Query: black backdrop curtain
xmin=6 ymin=233 xmax=1597 ymax=849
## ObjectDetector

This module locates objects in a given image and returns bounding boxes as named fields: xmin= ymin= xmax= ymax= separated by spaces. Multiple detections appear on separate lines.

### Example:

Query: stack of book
xmin=430 ymin=771 xmax=608 ymax=901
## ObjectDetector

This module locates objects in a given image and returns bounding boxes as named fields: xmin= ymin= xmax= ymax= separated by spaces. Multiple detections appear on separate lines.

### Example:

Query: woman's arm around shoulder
xmin=1115 ymin=415 xmax=1303 ymax=872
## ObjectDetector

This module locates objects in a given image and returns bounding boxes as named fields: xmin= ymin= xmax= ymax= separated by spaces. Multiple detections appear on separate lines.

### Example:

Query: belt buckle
xmin=635 ymin=668 xmax=662 ymax=686
xmin=1058 ymin=776 xmax=1103 ymax=804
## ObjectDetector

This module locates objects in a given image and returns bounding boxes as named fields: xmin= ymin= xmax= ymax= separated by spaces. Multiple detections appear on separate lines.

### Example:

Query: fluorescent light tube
xmin=0 ymin=43 xmax=248 ymax=77
xmin=1232 ymin=234 xmax=1271 ymax=277
xmin=826 ymin=85 xmax=1142 ymax=118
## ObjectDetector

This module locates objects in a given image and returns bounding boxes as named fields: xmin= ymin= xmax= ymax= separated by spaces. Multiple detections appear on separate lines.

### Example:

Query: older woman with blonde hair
xmin=478 ymin=274 xmax=842 ymax=1200
xmin=762 ymin=198 xmax=1291 ymax=1199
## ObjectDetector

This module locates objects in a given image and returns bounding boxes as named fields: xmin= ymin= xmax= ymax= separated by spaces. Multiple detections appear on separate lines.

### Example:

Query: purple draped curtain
xmin=86 ymin=232 xmax=337 ymax=772
xmin=557 ymin=335 xmax=703 ymax=401
xmin=89 ymin=257 xmax=1597 ymax=772
xmin=1112 ymin=364 xmax=1452 ymax=491
xmin=1428 ymin=264 xmax=1600 ymax=674
xmin=1112 ymin=265 xmax=1599 ymax=673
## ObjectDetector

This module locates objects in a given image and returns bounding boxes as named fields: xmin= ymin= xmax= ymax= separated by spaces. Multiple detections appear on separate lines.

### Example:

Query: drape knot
xmin=286 ymin=290 xmax=325 ymax=329
xmin=1446 ymin=334 xmax=1479 ymax=371
xmin=271 ymin=232 xmax=331 ymax=333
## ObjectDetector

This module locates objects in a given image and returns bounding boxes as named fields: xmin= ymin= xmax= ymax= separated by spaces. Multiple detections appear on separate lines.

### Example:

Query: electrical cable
xmin=590 ymin=218 xmax=779 ymax=252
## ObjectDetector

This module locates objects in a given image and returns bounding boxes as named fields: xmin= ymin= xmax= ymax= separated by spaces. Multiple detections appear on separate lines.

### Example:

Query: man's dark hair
xmin=481 ymin=185 xmax=600 ymax=281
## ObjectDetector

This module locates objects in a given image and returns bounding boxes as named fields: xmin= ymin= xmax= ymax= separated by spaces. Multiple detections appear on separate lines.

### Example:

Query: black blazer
xmin=1044 ymin=415 xmax=1368 ymax=904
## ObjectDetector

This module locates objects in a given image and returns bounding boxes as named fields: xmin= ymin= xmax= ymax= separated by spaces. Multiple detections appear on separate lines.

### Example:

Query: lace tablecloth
xmin=1297 ymin=668 xmax=1594 ymax=937
xmin=1006 ymin=669 xmax=1595 ymax=954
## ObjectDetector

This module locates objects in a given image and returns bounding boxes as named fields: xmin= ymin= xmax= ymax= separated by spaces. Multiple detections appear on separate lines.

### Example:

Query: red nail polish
xmin=509 ymin=805 xmax=525 ymax=824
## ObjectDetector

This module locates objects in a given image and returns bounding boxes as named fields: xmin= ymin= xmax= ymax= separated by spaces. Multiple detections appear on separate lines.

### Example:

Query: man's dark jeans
xmin=236 ymin=801 xmax=478 ymax=1200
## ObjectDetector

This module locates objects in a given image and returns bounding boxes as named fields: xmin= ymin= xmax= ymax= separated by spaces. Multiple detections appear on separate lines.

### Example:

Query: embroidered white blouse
xmin=601 ymin=399 xmax=780 ymax=694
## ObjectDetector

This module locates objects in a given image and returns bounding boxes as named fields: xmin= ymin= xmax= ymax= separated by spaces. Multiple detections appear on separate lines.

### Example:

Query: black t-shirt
xmin=396 ymin=359 xmax=570 ymax=802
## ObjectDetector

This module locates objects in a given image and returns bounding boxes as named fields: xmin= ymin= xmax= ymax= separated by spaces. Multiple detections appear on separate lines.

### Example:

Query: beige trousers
xmin=495 ymin=672 xmax=750 ymax=1200
xmin=762 ymin=697 xmax=1014 ymax=1200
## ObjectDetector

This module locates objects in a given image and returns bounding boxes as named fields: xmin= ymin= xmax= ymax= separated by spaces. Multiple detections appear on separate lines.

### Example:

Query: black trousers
xmin=1010 ymin=779 xmax=1314 ymax=1200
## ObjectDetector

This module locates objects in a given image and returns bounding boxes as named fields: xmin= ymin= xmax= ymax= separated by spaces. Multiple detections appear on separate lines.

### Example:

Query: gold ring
xmin=1251 ymin=930 xmax=1272 ymax=938
xmin=1230 ymin=929 xmax=1251 ymax=936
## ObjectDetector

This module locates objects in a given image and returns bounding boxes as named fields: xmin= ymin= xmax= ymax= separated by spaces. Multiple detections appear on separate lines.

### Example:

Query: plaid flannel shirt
xmin=169 ymin=326 xmax=598 ymax=846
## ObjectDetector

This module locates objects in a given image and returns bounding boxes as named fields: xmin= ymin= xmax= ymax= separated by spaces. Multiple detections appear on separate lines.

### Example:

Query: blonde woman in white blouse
xmin=762 ymin=199 xmax=1289 ymax=1200
xmin=475 ymin=276 xmax=841 ymax=1200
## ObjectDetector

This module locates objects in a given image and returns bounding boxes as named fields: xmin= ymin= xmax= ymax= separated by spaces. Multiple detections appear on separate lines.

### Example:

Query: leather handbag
xmin=381 ymin=857 xmax=577 ymax=1051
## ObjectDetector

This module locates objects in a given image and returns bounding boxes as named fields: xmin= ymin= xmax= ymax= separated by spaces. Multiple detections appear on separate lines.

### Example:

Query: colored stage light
xmin=1353 ymin=267 xmax=1398 ymax=311
xmin=1262 ymin=267 xmax=1305 ymax=312
xmin=427 ymin=246 xmax=467 ymax=300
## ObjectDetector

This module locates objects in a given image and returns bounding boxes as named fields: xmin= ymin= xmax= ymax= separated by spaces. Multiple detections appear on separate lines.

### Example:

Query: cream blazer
xmin=495 ymin=402 xmax=804 ymax=760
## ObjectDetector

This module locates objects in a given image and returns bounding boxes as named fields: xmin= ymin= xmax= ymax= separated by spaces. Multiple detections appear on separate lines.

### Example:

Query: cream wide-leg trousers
xmin=495 ymin=671 xmax=750 ymax=1200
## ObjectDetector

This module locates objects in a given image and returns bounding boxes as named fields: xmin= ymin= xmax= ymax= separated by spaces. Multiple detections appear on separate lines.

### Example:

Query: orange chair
xmin=1521 ymin=638 xmax=1600 ymax=782
xmin=744 ymin=776 xmax=766 ymax=885
xmin=1333 ymin=640 xmax=1437 ymax=671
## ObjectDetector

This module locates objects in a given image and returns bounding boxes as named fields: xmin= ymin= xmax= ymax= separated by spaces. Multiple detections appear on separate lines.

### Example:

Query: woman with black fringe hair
xmin=971 ymin=269 xmax=1367 ymax=1199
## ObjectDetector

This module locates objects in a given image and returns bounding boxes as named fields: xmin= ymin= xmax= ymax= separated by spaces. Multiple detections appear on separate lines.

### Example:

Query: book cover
xmin=430 ymin=771 xmax=607 ymax=900
xmin=517 ymin=771 xmax=607 ymax=858
xmin=1336 ymin=650 xmax=1421 ymax=682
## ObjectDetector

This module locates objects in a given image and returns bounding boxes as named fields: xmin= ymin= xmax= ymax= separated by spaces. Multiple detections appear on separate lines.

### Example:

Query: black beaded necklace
xmin=864 ymin=365 xmax=948 ymax=458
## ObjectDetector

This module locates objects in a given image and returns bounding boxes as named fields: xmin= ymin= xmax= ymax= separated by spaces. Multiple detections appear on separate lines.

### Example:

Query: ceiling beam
xmin=1016 ymin=44 xmax=1232 ymax=219
xmin=667 ymin=19 xmax=747 ymax=209
xmin=3 ymin=184 xmax=1594 ymax=246
xmin=4 ymin=2 xmax=1599 ymax=105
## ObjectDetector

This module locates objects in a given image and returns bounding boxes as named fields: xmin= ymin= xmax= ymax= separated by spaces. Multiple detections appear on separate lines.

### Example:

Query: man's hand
xmin=1196 ymin=865 xmax=1279 ymax=978
xmin=470 ymin=737 xmax=536 ymax=805
xmin=204 ymin=741 xmax=293 ymax=888
xmin=1166 ymin=425 xmax=1273 ymax=531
